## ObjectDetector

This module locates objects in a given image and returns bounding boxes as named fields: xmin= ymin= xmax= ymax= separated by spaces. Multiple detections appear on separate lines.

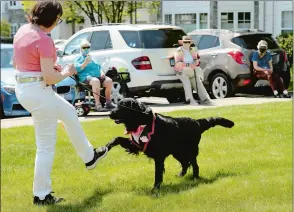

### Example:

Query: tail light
xmin=228 ymin=51 xmax=246 ymax=64
xmin=283 ymin=50 xmax=288 ymax=62
xmin=243 ymin=79 xmax=251 ymax=86
xmin=132 ymin=56 xmax=152 ymax=70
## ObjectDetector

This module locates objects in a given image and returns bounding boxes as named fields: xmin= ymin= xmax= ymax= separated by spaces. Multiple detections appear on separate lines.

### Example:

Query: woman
xmin=252 ymin=40 xmax=291 ymax=98
xmin=13 ymin=1 xmax=108 ymax=205
xmin=174 ymin=36 xmax=214 ymax=105
xmin=74 ymin=40 xmax=116 ymax=111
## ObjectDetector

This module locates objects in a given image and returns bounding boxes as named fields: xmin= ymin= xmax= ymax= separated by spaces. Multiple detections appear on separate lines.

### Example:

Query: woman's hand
xmin=54 ymin=64 xmax=62 ymax=72
xmin=62 ymin=64 xmax=77 ymax=77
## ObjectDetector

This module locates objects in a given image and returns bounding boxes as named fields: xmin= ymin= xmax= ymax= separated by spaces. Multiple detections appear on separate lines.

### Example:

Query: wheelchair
xmin=73 ymin=67 xmax=131 ymax=117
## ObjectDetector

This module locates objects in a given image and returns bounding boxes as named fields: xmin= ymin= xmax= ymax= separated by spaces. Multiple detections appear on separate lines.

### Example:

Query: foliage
xmin=0 ymin=20 xmax=11 ymax=37
xmin=276 ymin=33 xmax=293 ymax=66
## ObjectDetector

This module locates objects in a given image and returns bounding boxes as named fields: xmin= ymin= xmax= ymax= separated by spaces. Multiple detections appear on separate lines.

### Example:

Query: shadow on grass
xmin=134 ymin=170 xmax=238 ymax=197
xmin=46 ymin=188 xmax=111 ymax=212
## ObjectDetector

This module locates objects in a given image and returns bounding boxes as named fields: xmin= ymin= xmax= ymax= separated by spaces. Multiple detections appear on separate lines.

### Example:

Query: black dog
xmin=105 ymin=98 xmax=234 ymax=192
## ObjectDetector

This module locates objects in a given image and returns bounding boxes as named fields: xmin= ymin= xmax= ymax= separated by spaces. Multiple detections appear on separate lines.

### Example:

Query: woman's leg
xmin=176 ymin=72 xmax=195 ymax=103
xmin=16 ymin=84 xmax=59 ymax=200
xmin=183 ymin=68 xmax=211 ymax=102
xmin=89 ymin=77 xmax=101 ymax=106
xmin=102 ymin=76 xmax=116 ymax=108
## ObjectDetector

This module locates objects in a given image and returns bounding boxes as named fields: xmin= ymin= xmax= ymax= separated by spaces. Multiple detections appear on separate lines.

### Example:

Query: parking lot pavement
xmin=1 ymin=95 xmax=291 ymax=129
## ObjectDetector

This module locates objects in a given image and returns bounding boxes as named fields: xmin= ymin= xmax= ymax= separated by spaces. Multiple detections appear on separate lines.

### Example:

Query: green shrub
xmin=276 ymin=33 xmax=293 ymax=66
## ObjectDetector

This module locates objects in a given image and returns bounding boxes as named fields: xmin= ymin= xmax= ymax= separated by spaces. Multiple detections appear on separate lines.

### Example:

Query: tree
xmin=62 ymin=1 xmax=85 ymax=35
xmin=1 ymin=20 xmax=11 ymax=37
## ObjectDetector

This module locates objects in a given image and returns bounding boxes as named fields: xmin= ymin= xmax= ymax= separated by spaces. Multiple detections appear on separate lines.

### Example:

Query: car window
xmin=64 ymin=32 xmax=91 ymax=56
xmin=90 ymin=31 xmax=111 ymax=51
xmin=119 ymin=31 xmax=141 ymax=48
xmin=198 ymin=35 xmax=220 ymax=50
xmin=139 ymin=29 xmax=186 ymax=48
xmin=231 ymin=34 xmax=279 ymax=50
xmin=1 ymin=48 xmax=13 ymax=68
xmin=190 ymin=34 xmax=201 ymax=46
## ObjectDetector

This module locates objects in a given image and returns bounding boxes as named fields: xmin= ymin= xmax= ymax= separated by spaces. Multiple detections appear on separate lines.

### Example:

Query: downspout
xmin=263 ymin=0 xmax=266 ymax=31
xmin=272 ymin=0 xmax=275 ymax=35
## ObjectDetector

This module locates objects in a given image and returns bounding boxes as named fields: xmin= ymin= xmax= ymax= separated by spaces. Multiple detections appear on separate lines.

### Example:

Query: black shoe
xmin=282 ymin=94 xmax=292 ymax=98
xmin=33 ymin=192 xmax=64 ymax=205
xmin=274 ymin=94 xmax=280 ymax=98
xmin=85 ymin=147 xmax=108 ymax=170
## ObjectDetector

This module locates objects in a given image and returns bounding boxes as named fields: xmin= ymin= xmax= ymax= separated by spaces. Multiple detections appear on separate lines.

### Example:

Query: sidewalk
xmin=1 ymin=96 xmax=291 ymax=129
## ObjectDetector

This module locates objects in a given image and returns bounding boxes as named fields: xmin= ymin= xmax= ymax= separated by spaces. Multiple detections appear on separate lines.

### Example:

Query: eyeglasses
xmin=183 ymin=41 xmax=191 ymax=44
xmin=82 ymin=46 xmax=91 ymax=49
xmin=56 ymin=17 xmax=63 ymax=26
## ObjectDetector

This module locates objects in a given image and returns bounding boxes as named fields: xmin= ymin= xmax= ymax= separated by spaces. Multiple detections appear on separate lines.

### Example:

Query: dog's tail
xmin=198 ymin=117 xmax=234 ymax=134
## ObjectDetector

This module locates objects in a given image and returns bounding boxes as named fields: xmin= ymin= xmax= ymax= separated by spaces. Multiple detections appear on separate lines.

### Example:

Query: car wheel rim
xmin=111 ymin=82 xmax=124 ymax=104
xmin=212 ymin=76 xmax=228 ymax=99
xmin=76 ymin=106 xmax=84 ymax=116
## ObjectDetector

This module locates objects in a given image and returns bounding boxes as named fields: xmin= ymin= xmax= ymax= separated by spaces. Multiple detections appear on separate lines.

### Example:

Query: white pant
xmin=15 ymin=72 xmax=94 ymax=199
xmin=176 ymin=67 xmax=210 ymax=102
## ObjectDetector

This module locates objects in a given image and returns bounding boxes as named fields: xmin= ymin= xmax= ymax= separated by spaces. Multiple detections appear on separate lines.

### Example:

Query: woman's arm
xmin=41 ymin=58 xmax=73 ymax=85
xmin=253 ymin=61 xmax=266 ymax=71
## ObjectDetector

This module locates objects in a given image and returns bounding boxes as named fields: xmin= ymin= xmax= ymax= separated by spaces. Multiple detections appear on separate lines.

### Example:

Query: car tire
xmin=210 ymin=73 xmax=233 ymax=99
xmin=166 ymin=90 xmax=185 ymax=103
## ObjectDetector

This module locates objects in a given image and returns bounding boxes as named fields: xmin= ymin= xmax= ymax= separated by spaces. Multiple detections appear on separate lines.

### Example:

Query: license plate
xmin=169 ymin=58 xmax=175 ymax=67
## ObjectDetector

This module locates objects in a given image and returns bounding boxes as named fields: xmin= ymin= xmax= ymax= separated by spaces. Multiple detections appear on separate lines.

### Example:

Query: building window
xmin=281 ymin=11 xmax=293 ymax=34
xmin=175 ymin=13 xmax=196 ymax=32
xmin=238 ymin=12 xmax=251 ymax=29
xmin=164 ymin=14 xmax=172 ymax=24
xmin=10 ymin=1 xmax=16 ymax=6
xmin=10 ymin=24 xmax=18 ymax=38
xmin=221 ymin=13 xmax=234 ymax=29
xmin=200 ymin=13 xmax=208 ymax=29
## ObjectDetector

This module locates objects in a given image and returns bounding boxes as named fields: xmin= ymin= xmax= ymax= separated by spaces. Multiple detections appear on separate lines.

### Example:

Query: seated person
xmin=252 ymin=40 xmax=291 ymax=98
xmin=174 ymin=36 xmax=214 ymax=105
xmin=74 ymin=40 xmax=117 ymax=111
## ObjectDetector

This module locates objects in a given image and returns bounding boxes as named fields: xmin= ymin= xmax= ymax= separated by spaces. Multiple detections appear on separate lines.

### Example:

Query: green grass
xmin=1 ymin=102 xmax=292 ymax=212
xmin=288 ymin=67 xmax=293 ymax=91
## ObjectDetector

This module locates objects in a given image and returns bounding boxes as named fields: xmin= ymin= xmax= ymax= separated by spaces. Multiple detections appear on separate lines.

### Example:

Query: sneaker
xmin=105 ymin=101 xmax=117 ymax=109
xmin=282 ymin=93 xmax=292 ymax=98
xmin=200 ymin=99 xmax=216 ymax=106
xmin=85 ymin=147 xmax=108 ymax=170
xmin=95 ymin=104 xmax=104 ymax=112
xmin=189 ymin=100 xmax=199 ymax=106
xmin=33 ymin=192 xmax=64 ymax=205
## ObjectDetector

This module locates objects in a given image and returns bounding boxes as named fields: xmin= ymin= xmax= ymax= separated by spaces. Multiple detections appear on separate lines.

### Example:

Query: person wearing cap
xmin=174 ymin=36 xmax=214 ymax=105
xmin=74 ymin=40 xmax=117 ymax=111
xmin=252 ymin=40 xmax=291 ymax=98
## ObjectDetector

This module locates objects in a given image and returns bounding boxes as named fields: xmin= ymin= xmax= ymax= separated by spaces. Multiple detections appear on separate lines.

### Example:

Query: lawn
xmin=1 ymin=101 xmax=292 ymax=212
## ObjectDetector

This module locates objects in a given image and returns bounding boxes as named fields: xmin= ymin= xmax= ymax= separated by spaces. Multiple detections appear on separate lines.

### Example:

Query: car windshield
xmin=119 ymin=29 xmax=186 ymax=49
xmin=1 ymin=48 xmax=13 ymax=68
xmin=232 ymin=34 xmax=279 ymax=50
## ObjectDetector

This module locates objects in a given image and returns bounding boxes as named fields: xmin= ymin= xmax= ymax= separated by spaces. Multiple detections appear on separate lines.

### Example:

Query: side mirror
xmin=56 ymin=49 xmax=64 ymax=57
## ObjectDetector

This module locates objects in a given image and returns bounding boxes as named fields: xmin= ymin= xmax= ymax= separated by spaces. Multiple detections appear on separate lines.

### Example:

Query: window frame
xmin=281 ymin=11 xmax=293 ymax=34
xmin=221 ymin=12 xmax=234 ymax=29
xmin=164 ymin=14 xmax=172 ymax=24
xmin=199 ymin=13 xmax=208 ymax=29
xmin=175 ymin=13 xmax=197 ymax=25
xmin=238 ymin=12 xmax=251 ymax=29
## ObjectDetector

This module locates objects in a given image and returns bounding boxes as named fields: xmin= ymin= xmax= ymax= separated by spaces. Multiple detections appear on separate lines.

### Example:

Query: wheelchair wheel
xmin=75 ymin=104 xmax=90 ymax=117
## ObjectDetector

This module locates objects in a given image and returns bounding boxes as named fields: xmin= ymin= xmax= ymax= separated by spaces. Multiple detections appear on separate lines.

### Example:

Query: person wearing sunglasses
xmin=252 ymin=40 xmax=291 ymax=98
xmin=13 ymin=0 xmax=108 ymax=205
xmin=174 ymin=36 xmax=215 ymax=105
xmin=74 ymin=40 xmax=117 ymax=111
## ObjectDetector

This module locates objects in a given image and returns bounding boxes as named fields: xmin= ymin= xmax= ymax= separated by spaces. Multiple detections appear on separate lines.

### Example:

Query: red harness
xmin=125 ymin=115 xmax=156 ymax=152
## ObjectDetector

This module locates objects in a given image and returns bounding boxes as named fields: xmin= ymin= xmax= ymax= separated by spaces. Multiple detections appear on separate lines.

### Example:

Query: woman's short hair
xmin=30 ymin=0 xmax=63 ymax=28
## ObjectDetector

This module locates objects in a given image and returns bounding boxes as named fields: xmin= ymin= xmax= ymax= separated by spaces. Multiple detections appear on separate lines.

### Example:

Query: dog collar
xmin=128 ymin=115 xmax=156 ymax=152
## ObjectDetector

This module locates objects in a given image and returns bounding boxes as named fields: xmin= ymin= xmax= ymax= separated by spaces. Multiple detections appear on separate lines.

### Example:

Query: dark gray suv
xmin=188 ymin=29 xmax=290 ymax=99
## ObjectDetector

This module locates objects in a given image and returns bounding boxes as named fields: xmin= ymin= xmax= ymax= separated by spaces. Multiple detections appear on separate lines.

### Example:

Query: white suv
xmin=56 ymin=24 xmax=187 ymax=103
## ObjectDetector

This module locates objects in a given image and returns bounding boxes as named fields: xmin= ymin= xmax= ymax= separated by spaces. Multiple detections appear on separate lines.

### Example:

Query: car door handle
xmin=210 ymin=53 xmax=218 ymax=57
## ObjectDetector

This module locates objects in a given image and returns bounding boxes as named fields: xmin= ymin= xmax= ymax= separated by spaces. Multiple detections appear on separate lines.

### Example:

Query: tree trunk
xmin=134 ymin=1 xmax=137 ymax=24
xmin=71 ymin=22 xmax=75 ymax=35
xmin=130 ymin=2 xmax=133 ymax=24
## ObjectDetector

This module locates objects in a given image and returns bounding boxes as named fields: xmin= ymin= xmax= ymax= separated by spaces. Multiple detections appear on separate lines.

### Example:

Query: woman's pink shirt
xmin=13 ymin=24 xmax=57 ymax=72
